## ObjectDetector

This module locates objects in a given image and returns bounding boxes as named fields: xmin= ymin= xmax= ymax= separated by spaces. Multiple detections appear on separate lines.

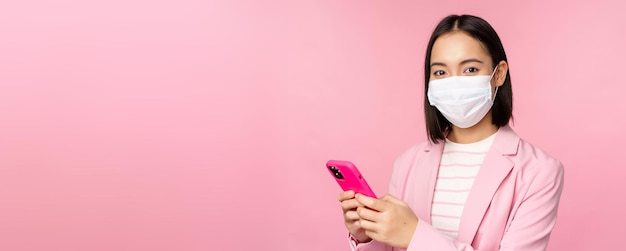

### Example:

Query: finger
xmin=358 ymin=217 xmax=378 ymax=233
xmin=379 ymin=194 xmax=404 ymax=205
xmin=356 ymin=206 xmax=380 ymax=223
xmin=344 ymin=210 xmax=360 ymax=222
xmin=341 ymin=198 xmax=362 ymax=212
xmin=338 ymin=190 xmax=355 ymax=202
xmin=364 ymin=229 xmax=381 ymax=243
xmin=355 ymin=194 xmax=387 ymax=212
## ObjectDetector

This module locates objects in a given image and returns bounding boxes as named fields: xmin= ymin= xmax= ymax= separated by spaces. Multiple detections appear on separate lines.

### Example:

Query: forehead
xmin=430 ymin=31 xmax=491 ymax=64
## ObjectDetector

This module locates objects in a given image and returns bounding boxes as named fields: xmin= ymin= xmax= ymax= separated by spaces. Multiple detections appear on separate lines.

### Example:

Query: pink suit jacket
xmin=351 ymin=126 xmax=564 ymax=251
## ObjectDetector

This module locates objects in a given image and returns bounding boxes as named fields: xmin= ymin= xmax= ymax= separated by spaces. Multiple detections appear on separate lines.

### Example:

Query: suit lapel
xmin=418 ymin=142 xmax=444 ymax=223
xmin=456 ymin=126 xmax=519 ymax=244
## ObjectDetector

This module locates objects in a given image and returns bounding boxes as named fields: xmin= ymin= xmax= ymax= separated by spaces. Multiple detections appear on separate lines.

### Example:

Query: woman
xmin=338 ymin=14 xmax=564 ymax=251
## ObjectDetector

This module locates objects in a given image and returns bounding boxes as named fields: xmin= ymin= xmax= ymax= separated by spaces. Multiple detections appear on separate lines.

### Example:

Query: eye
xmin=464 ymin=67 xmax=479 ymax=74
xmin=433 ymin=70 xmax=446 ymax=76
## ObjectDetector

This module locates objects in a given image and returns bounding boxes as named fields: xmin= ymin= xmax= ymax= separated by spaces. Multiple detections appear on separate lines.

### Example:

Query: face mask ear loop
xmin=493 ymin=86 xmax=499 ymax=103
xmin=490 ymin=65 xmax=499 ymax=102
xmin=489 ymin=65 xmax=499 ymax=80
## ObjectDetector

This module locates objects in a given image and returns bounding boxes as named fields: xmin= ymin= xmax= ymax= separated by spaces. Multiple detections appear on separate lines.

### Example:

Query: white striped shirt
xmin=431 ymin=133 xmax=496 ymax=239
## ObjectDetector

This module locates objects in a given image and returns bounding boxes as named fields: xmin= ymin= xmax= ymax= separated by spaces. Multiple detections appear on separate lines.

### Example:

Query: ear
xmin=494 ymin=60 xmax=508 ymax=87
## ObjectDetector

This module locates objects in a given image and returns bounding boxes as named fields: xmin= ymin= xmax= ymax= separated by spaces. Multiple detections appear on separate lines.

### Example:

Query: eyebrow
xmin=430 ymin=58 xmax=485 ymax=68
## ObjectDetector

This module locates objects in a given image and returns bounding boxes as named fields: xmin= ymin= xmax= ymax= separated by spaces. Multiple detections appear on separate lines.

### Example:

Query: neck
xmin=447 ymin=111 xmax=499 ymax=144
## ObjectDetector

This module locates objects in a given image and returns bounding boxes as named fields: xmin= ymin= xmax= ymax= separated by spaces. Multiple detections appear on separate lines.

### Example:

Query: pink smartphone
xmin=326 ymin=160 xmax=377 ymax=198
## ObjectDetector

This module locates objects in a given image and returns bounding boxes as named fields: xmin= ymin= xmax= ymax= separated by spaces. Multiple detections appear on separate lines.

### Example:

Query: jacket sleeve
xmin=348 ymin=145 xmax=421 ymax=251
xmin=348 ymin=235 xmax=393 ymax=251
xmin=405 ymin=159 xmax=565 ymax=251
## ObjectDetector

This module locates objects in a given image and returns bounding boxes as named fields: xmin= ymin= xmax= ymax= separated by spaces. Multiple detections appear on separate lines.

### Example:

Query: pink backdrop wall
xmin=1 ymin=1 xmax=624 ymax=250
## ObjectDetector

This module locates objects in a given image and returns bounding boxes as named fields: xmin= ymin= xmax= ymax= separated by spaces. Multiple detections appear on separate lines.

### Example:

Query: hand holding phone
xmin=326 ymin=160 xmax=376 ymax=198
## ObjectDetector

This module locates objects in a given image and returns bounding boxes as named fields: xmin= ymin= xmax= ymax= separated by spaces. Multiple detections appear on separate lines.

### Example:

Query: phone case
xmin=326 ymin=160 xmax=376 ymax=198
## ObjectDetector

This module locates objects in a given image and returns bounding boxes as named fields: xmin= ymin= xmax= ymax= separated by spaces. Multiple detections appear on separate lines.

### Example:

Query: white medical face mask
xmin=427 ymin=66 xmax=498 ymax=128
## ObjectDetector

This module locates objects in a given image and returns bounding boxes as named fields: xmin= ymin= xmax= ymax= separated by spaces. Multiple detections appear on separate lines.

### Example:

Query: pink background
xmin=1 ymin=1 xmax=624 ymax=250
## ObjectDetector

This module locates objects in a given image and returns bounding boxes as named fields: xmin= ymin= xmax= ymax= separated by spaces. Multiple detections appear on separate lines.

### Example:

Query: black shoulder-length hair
xmin=424 ymin=14 xmax=513 ymax=143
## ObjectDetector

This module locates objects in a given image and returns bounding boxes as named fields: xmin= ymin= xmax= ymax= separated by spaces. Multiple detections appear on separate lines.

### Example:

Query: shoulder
xmin=394 ymin=140 xmax=434 ymax=165
xmin=512 ymin=138 xmax=565 ymax=188
xmin=391 ymin=140 xmax=441 ymax=174
xmin=496 ymin=126 xmax=564 ymax=178
xmin=515 ymin=139 xmax=563 ymax=171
